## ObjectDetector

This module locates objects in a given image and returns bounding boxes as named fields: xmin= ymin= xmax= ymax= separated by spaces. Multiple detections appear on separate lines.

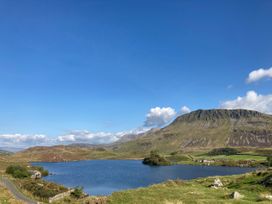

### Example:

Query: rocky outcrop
xmin=228 ymin=129 xmax=272 ymax=147
xmin=173 ymin=109 xmax=268 ymax=123
xmin=210 ymin=178 xmax=223 ymax=189
xmin=230 ymin=191 xmax=244 ymax=199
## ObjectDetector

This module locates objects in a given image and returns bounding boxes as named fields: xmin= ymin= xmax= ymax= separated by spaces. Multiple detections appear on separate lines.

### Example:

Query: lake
xmin=32 ymin=160 xmax=254 ymax=196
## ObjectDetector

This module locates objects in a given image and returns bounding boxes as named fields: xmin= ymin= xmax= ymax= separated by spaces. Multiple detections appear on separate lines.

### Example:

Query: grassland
xmin=50 ymin=168 xmax=272 ymax=204
xmin=107 ymin=169 xmax=272 ymax=204
xmin=11 ymin=145 xmax=145 ymax=162
xmin=154 ymin=148 xmax=269 ymax=168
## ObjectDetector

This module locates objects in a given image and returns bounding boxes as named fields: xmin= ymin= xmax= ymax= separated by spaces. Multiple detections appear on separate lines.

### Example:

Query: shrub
xmin=260 ymin=173 xmax=272 ymax=187
xmin=33 ymin=188 xmax=55 ymax=198
xmin=71 ymin=187 xmax=84 ymax=199
xmin=208 ymin=148 xmax=240 ymax=156
xmin=6 ymin=165 xmax=30 ymax=178
xmin=170 ymin=151 xmax=178 ymax=156
xmin=20 ymin=180 xmax=67 ymax=199
xmin=267 ymin=156 xmax=272 ymax=167
xmin=23 ymin=181 xmax=55 ymax=198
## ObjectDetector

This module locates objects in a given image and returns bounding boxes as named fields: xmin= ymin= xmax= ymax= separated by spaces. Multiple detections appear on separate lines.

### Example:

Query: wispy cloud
xmin=57 ymin=127 xmax=150 ymax=144
xmin=247 ymin=67 xmax=272 ymax=83
xmin=0 ymin=127 xmax=153 ymax=148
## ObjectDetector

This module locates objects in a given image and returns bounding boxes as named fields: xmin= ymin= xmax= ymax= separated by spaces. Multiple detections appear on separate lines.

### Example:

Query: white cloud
xmin=247 ymin=67 xmax=272 ymax=83
xmin=0 ymin=134 xmax=50 ymax=147
xmin=180 ymin=106 xmax=191 ymax=114
xmin=0 ymin=127 xmax=153 ymax=148
xmin=144 ymin=107 xmax=176 ymax=127
xmin=0 ymin=106 xmax=182 ymax=147
xmin=57 ymin=130 xmax=122 ymax=144
xmin=57 ymin=127 xmax=151 ymax=145
xmin=220 ymin=90 xmax=272 ymax=114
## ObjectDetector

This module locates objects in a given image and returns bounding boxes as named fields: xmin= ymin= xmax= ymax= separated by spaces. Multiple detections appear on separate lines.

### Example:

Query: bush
xmin=22 ymin=181 xmax=55 ymax=198
xmin=260 ymin=173 xmax=272 ymax=187
xmin=6 ymin=165 xmax=30 ymax=178
xmin=20 ymin=180 xmax=67 ymax=199
xmin=208 ymin=148 xmax=240 ymax=156
xmin=267 ymin=156 xmax=272 ymax=167
xmin=71 ymin=187 xmax=84 ymax=199
xmin=143 ymin=151 xmax=171 ymax=166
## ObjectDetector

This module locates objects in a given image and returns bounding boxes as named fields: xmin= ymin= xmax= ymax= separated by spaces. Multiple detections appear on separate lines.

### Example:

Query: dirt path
xmin=0 ymin=176 xmax=37 ymax=204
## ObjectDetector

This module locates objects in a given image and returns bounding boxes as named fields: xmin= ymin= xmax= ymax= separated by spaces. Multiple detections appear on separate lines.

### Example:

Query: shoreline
xmin=35 ymin=160 xmax=258 ymax=196
xmin=1 ymin=157 xmax=269 ymax=203
xmin=30 ymin=157 xmax=265 ymax=168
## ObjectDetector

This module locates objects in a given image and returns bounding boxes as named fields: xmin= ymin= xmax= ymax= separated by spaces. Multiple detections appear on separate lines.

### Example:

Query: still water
xmin=33 ymin=160 xmax=254 ymax=195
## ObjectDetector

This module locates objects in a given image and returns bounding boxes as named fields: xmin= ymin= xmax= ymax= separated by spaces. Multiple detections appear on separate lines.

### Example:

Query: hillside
xmin=12 ymin=145 xmax=144 ymax=162
xmin=113 ymin=109 xmax=272 ymax=154
xmin=11 ymin=109 xmax=272 ymax=161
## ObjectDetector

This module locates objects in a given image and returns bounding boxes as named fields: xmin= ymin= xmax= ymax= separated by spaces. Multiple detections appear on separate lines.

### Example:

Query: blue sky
xmin=0 ymin=0 xmax=272 ymax=146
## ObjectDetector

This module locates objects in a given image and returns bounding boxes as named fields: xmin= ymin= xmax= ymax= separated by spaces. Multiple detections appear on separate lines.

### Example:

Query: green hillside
xmin=113 ymin=109 xmax=272 ymax=154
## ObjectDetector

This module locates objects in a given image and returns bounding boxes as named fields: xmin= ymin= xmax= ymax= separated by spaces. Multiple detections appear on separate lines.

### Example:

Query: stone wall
xmin=49 ymin=189 xmax=74 ymax=203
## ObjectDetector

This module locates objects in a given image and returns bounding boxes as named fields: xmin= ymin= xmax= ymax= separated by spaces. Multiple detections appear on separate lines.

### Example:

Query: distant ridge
xmin=0 ymin=147 xmax=23 ymax=153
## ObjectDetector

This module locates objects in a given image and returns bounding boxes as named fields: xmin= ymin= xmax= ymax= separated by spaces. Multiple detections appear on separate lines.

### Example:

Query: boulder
xmin=230 ymin=191 xmax=243 ymax=199
xmin=213 ymin=178 xmax=223 ymax=187
xmin=260 ymin=194 xmax=272 ymax=201
xmin=28 ymin=170 xmax=42 ymax=179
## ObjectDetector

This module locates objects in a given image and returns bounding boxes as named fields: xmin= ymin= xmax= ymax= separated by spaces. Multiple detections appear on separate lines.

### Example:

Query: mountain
xmin=113 ymin=109 xmax=272 ymax=153
xmin=11 ymin=109 xmax=272 ymax=162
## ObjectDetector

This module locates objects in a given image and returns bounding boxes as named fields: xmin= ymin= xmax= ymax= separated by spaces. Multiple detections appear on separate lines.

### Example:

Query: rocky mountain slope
xmin=113 ymin=109 xmax=272 ymax=153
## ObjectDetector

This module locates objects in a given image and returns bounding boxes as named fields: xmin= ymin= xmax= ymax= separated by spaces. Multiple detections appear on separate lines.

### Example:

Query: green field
xmin=195 ymin=154 xmax=266 ymax=161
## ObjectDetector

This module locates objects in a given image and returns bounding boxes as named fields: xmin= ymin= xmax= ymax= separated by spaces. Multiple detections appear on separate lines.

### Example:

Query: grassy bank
xmin=107 ymin=169 xmax=272 ymax=204
xmin=51 ymin=168 xmax=272 ymax=204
